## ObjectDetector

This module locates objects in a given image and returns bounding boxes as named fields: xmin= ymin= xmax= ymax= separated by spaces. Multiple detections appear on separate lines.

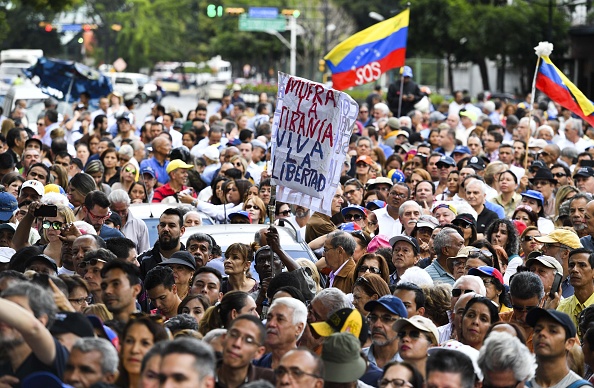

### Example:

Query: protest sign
xmin=270 ymin=72 xmax=358 ymax=215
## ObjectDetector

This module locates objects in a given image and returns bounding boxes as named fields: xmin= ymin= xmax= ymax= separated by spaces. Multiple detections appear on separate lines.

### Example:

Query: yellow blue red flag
xmin=536 ymin=56 xmax=594 ymax=127
xmin=324 ymin=9 xmax=409 ymax=91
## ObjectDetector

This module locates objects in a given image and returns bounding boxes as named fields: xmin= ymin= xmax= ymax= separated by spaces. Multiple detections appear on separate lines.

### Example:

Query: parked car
xmin=159 ymin=78 xmax=181 ymax=97
xmin=128 ymin=203 xmax=214 ymax=247
xmin=107 ymin=72 xmax=157 ymax=104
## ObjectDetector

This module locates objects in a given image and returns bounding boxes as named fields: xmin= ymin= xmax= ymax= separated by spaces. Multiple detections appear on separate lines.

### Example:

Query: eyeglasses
xmin=389 ymin=191 xmax=408 ymax=199
xmin=398 ymin=329 xmax=428 ymax=341
xmin=379 ymin=378 xmax=413 ymax=388
xmin=358 ymin=266 xmax=381 ymax=274
xmin=226 ymin=329 xmax=260 ymax=346
xmin=543 ymin=243 xmax=569 ymax=251
xmin=78 ymin=258 xmax=107 ymax=268
xmin=42 ymin=220 xmax=64 ymax=230
xmin=512 ymin=304 xmax=539 ymax=313
xmin=522 ymin=235 xmax=539 ymax=242
xmin=68 ymin=296 xmax=92 ymax=305
xmin=277 ymin=210 xmax=291 ymax=216
xmin=86 ymin=207 xmax=111 ymax=221
xmin=274 ymin=366 xmax=321 ymax=380
xmin=552 ymin=172 xmax=567 ymax=178
xmin=344 ymin=213 xmax=364 ymax=221
xmin=367 ymin=314 xmax=399 ymax=324
xmin=124 ymin=166 xmax=137 ymax=174
xmin=452 ymin=289 xmax=475 ymax=298
xmin=245 ymin=205 xmax=258 ymax=210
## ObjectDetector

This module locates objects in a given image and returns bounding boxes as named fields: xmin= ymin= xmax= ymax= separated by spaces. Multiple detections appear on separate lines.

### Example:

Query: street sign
xmin=62 ymin=24 xmax=83 ymax=32
xmin=239 ymin=14 xmax=286 ymax=32
xmin=248 ymin=7 xmax=278 ymax=19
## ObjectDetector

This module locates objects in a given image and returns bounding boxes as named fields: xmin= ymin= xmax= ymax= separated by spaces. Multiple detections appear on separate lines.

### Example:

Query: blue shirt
xmin=100 ymin=225 xmax=125 ymax=240
xmin=484 ymin=201 xmax=505 ymax=219
xmin=424 ymin=259 xmax=455 ymax=286
xmin=140 ymin=157 xmax=169 ymax=185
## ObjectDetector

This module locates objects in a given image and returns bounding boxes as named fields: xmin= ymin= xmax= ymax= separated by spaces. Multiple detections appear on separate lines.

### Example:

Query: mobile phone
xmin=31 ymin=273 xmax=50 ymax=288
xmin=550 ymin=272 xmax=563 ymax=299
xmin=34 ymin=205 xmax=58 ymax=218
xmin=580 ymin=160 xmax=594 ymax=168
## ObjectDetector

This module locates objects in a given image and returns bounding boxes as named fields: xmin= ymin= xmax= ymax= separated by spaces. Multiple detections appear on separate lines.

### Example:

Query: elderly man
xmin=108 ymin=189 xmax=149 ymax=253
xmin=323 ymin=230 xmax=357 ymax=293
xmin=398 ymin=200 xmax=422 ymax=236
xmin=140 ymin=136 xmax=171 ymax=185
xmin=425 ymin=227 xmax=465 ymax=285
xmin=560 ymin=118 xmax=591 ymax=152
xmin=363 ymin=295 xmax=407 ymax=368
xmin=276 ymin=348 xmax=324 ymax=388
xmin=527 ymin=255 xmax=564 ymax=297
xmin=500 ymin=271 xmax=545 ymax=352
xmin=465 ymin=179 xmax=498 ymax=235
xmin=301 ymin=288 xmax=350 ymax=353
xmin=153 ymin=159 xmax=197 ymax=203
xmin=217 ymin=315 xmax=274 ymax=387
xmin=21 ymin=148 xmax=41 ymax=176
xmin=537 ymin=229 xmax=583 ymax=298
xmin=569 ymin=194 xmax=592 ymax=238
xmin=389 ymin=235 xmax=421 ymax=285
xmin=478 ymin=332 xmax=535 ymax=388
xmin=255 ymin=297 xmax=307 ymax=369
xmin=159 ymin=338 xmax=216 ymax=388
xmin=574 ymin=167 xmax=594 ymax=194
xmin=557 ymin=248 xmax=594 ymax=329
xmin=374 ymin=182 xmax=410 ymax=236
xmin=63 ymin=338 xmax=119 ymax=388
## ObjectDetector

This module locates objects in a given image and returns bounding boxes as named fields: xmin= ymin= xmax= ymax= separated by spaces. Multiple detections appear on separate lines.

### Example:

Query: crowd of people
xmin=1 ymin=75 xmax=594 ymax=387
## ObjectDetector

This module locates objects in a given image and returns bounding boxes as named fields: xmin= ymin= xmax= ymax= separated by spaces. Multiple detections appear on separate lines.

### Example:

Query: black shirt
xmin=476 ymin=206 xmax=499 ymax=234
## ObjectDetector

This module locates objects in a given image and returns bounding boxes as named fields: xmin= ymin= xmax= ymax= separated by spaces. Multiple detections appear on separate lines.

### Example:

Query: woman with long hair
xmin=243 ymin=196 xmax=265 ymax=224
xmin=128 ymin=181 xmax=148 ymax=204
xmin=513 ymin=205 xmax=539 ymax=228
xmin=117 ymin=315 xmax=169 ymax=388
xmin=209 ymin=176 xmax=228 ymax=205
xmin=519 ymin=226 xmax=542 ymax=258
xmin=453 ymin=214 xmax=478 ymax=247
xmin=112 ymin=160 xmax=139 ymax=193
xmin=196 ymin=179 xmax=252 ymax=223
xmin=68 ymin=173 xmax=98 ymax=213
xmin=85 ymin=159 xmax=112 ymax=195
xmin=485 ymin=218 xmax=520 ymax=265
xmin=460 ymin=296 xmax=500 ymax=350
xmin=198 ymin=290 xmax=258 ymax=336
xmin=223 ymin=242 xmax=259 ymax=294
xmin=50 ymin=164 xmax=69 ymax=192
xmin=100 ymin=147 xmax=120 ymax=186
xmin=177 ymin=294 xmax=210 ymax=325
xmin=351 ymin=273 xmax=391 ymax=317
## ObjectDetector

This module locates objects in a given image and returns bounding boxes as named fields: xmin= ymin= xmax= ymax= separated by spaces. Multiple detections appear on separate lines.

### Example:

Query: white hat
xmin=0 ymin=247 xmax=15 ymax=263
xmin=21 ymin=180 xmax=44 ymax=196
xmin=203 ymin=146 xmax=220 ymax=161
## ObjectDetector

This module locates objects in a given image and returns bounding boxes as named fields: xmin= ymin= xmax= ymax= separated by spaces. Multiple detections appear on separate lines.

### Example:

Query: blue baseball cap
xmin=452 ymin=145 xmax=471 ymax=155
xmin=402 ymin=66 xmax=413 ymax=78
xmin=364 ymin=295 xmax=408 ymax=318
xmin=227 ymin=210 xmax=251 ymax=222
xmin=140 ymin=166 xmax=156 ymax=178
xmin=341 ymin=205 xmax=366 ymax=217
xmin=521 ymin=190 xmax=544 ymax=207
xmin=0 ymin=192 xmax=17 ymax=222
xmin=365 ymin=200 xmax=386 ymax=211
xmin=436 ymin=155 xmax=456 ymax=167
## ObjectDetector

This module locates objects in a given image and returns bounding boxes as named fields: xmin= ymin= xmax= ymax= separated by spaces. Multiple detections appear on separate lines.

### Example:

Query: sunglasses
xmin=358 ymin=265 xmax=381 ymax=274
xmin=512 ymin=304 xmax=539 ymax=313
xmin=398 ymin=329 xmax=427 ymax=340
xmin=552 ymin=172 xmax=567 ymax=178
xmin=522 ymin=235 xmax=540 ymax=242
xmin=344 ymin=213 xmax=364 ymax=221
xmin=452 ymin=289 xmax=475 ymax=298
xmin=124 ymin=166 xmax=137 ymax=174
xmin=42 ymin=220 xmax=64 ymax=230
xmin=245 ymin=205 xmax=258 ymax=210
xmin=351 ymin=230 xmax=370 ymax=245
xmin=277 ymin=210 xmax=291 ymax=216
xmin=78 ymin=258 xmax=107 ymax=268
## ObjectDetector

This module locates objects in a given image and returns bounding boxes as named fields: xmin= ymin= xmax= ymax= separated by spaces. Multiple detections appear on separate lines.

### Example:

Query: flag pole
xmin=398 ymin=67 xmax=405 ymax=117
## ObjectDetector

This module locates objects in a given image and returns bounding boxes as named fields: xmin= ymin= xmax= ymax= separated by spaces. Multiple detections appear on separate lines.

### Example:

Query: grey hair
xmin=519 ymin=117 xmax=537 ymax=135
xmin=1 ymin=281 xmax=57 ymax=327
xmin=269 ymin=297 xmax=308 ymax=339
xmin=374 ymin=103 xmax=389 ymax=115
xmin=399 ymin=116 xmax=412 ymax=128
xmin=570 ymin=193 xmax=593 ymax=207
xmin=510 ymin=271 xmax=544 ymax=300
xmin=566 ymin=118 xmax=584 ymax=137
xmin=203 ymin=328 xmax=226 ymax=344
xmin=355 ymin=136 xmax=373 ymax=147
xmin=327 ymin=230 xmax=357 ymax=256
xmin=312 ymin=288 xmax=351 ymax=316
xmin=465 ymin=179 xmax=486 ymax=195
xmin=454 ymin=275 xmax=486 ymax=296
xmin=162 ymin=338 xmax=216 ymax=379
xmin=72 ymin=337 xmax=119 ymax=374
xmin=560 ymin=147 xmax=578 ymax=161
xmin=108 ymin=189 xmax=130 ymax=206
xmin=433 ymin=227 xmax=459 ymax=259
xmin=478 ymin=331 xmax=536 ymax=381
xmin=398 ymin=200 xmax=422 ymax=217
xmin=536 ymin=125 xmax=554 ymax=138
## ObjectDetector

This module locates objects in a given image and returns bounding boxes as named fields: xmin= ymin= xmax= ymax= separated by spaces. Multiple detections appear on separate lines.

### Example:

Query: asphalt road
xmin=132 ymin=89 xmax=221 ymax=121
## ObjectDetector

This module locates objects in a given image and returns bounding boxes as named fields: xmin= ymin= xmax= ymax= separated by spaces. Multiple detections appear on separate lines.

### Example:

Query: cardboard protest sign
xmin=271 ymin=72 xmax=358 ymax=215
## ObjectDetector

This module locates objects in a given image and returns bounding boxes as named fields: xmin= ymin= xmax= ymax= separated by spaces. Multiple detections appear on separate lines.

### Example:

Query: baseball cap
xmin=339 ymin=222 xmax=362 ymax=232
xmin=529 ymin=160 xmax=547 ymax=171
xmin=227 ymin=210 xmax=251 ymax=223
xmin=322 ymin=333 xmax=367 ymax=383
xmin=436 ymin=155 xmax=456 ymax=167
xmin=460 ymin=110 xmax=478 ymax=123
xmin=140 ymin=166 xmax=156 ymax=178
xmin=453 ymin=145 xmax=471 ymax=155
xmin=0 ymin=192 xmax=17 ymax=222
xmin=86 ymin=315 xmax=120 ymax=349
xmin=513 ymin=220 xmax=527 ymax=236
xmin=526 ymin=308 xmax=576 ymax=338
xmin=341 ymin=205 xmax=366 ymax=217
xmin=534 ymin=229 xmax=582 ymax=249
xmin=521 ymin=190 xmax=544 ymax=207
xmin=387 ymin=117 xmax=400 ymax=130
xmin=468 ymin=266 xmax=504 ymax=284
xmin=173 ymin=118 xmax=184 ymax=129
xmin=44 ymin=184 xmax=66 ymax=195
xmin=393 ymin=315 xmax=439 ymax=345
xmin=365 ymin=200 xmax=386 ymax=211
xmin=528 ymin=138 xmax=547 ymax=149
xmin=117 ymin=112 xmax=132 ymax=122
xmin=50 ymin=312 xmax=95 ymax=338
xmin=449 ymin=246 xmax=477 ymax=261
xmin=251 ymin=139 xmax=268 ymax=151
xmin=0 ymin=247 xmax=15 ymax=263
xmin=402 ymin=66 xmax=413 ymax=78
xmin=366 ymin=177 xmax=393 ymax=190
xmin=356 ymin=155 xmax=374 ymax=166
xmin=431 ymin=202 xmax=457 ymax=216
xmin=525 ymin=255 xmax=563 ymax=274
xmin=364 ymin=295 xmax=407 ymax=317
xmin=467 ymin=156 xmax=486 ymax=171
xmin=166 ymin=159 xmax=194 ymax=174
xmin=160 ymin=251 xmax=197 ymax=271
xmin=21 ymin=180 xmax=45 ymax=196
xmin=367 ymin=235 xmax=391 ymax=253
xmin=454 ymin=213 xmax=476 ymax=227
xmin=24 ymin=254 xmax=58 ymax=272
xmin=203 ymin=146 xmax=220 ymax=161
xmin=414 ymin=215 xmax=439 ymax=230
xmin=232 ymin=84 xmax=242 ymax=92
xmin=389 ymin=235 xmax=420 ymax=255
xmin=310 ymin=308 xmax=368 ymax=343
xmin=25 ymin=138 xmax=42 ymax=150
xmin=396 ymin=130 xmax=409 ymax=138
xmin=573 ymin=167 xmax=594 ymax=179
xmin=387 ymin=169 xmax=406 ymax=183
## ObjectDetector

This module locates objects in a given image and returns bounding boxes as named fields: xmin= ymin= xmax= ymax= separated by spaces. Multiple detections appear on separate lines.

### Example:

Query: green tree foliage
xmin=0 ymin=5 xmax=63 ymax=54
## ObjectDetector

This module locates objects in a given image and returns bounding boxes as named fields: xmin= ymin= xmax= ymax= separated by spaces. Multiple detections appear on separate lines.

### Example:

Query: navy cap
xmin=388 ymin=235 xmax=420 ymax=255
xmin=24 ymin=254 xmax=58 ymax=272
xmin=365 ymin=200 xmax=386 ymax=211
xmin=0 ymin=192 xmax=17 ymax=222
xmin=140 ymin=166 xmax=156 ymax=178
xmin=341 ymin=205 xmax=366 ymax=217
xmin=467 ymin=156 xmax=486 ymax=171
xmin=436 ymin=155 xmax=456 ymax=167
xmin=530 ymin=160 xmax=546 ymax=170
xmin=526 ymin=308 xmax=576 ymax=338
xmin=364 ymin=295 xmax=407 ymax=317
xmin=160 ymin=251 xmax=197 ymax=271
xmin=452 ymin=145 xmax=471 ymax=155
xmin=574 ymin=167 xmax=594 ymax=179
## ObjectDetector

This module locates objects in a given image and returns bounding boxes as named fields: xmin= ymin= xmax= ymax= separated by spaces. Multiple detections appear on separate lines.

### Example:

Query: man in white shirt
xmin=560 ymin=118 xmax=593 ymax=153
xmin=374 ymin=182 xmax=410 ymax=237
xmin=162 ymin=114 xmax=183 ymax=148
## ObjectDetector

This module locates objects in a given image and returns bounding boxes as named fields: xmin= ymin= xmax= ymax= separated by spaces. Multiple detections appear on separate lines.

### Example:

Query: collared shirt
xmin=562 ymin=276 xmax=575 ymax=299
xmin=373 ymin=207 xmax=402 ymax=237
xmin=424 ymin=259 xmax=455 ymax=286
xmin=41 ymin=122 xmax=60 ymax=146
xmin=329 ymin=259 xmax=349 ymax=287
xmin=121 ymin=210 xmax=150 ymax=254
xmin=389 ymin=271 xmax=400 ymax=286
xmin=491 ymin=192 xmax=522 ymax=219
xmin=362 ymin=345 xmax=401 ymax=369
xmin=140 ymin=157 xmax=169 ymax=184
xmin=557 ymin=292 xmax=594 ymax=328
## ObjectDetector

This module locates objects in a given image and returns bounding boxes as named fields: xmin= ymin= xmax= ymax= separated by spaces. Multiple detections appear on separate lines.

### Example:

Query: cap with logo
xmin=453 ymin=145 xmax=471 ymax=155
xmin=454 ymin=213 xmax=476 ymax=227
xmin=0 ymin=192 xmax=17 ymax=222
xmin=310 ymin=308 xmax=368 ymax=344
xmin=140 ymin=166 xmax=156 ymax=178
xmin=227 ymin=210 xmax=251 ymax=223
xmin=468 ymin=266 xmax=504 ymax=284
xmin=436 ymin=155 xmax=456 ymax=167
xmin=573 ymin=167 xmax=594 ymax=179
xmin=467 ymin=156 xmax=487 ymax=171
xmin=22 ymin=180 xmax=45 ymax=196
xmin=364 ymin=295 xmax=408 ymax=317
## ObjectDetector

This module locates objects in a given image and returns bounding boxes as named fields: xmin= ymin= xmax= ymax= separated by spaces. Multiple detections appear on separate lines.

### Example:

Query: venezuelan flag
xmin=536 ymin=56 xmax=594 ymax=127
xmin=324 ymin=9 xmax=409 ymax=91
